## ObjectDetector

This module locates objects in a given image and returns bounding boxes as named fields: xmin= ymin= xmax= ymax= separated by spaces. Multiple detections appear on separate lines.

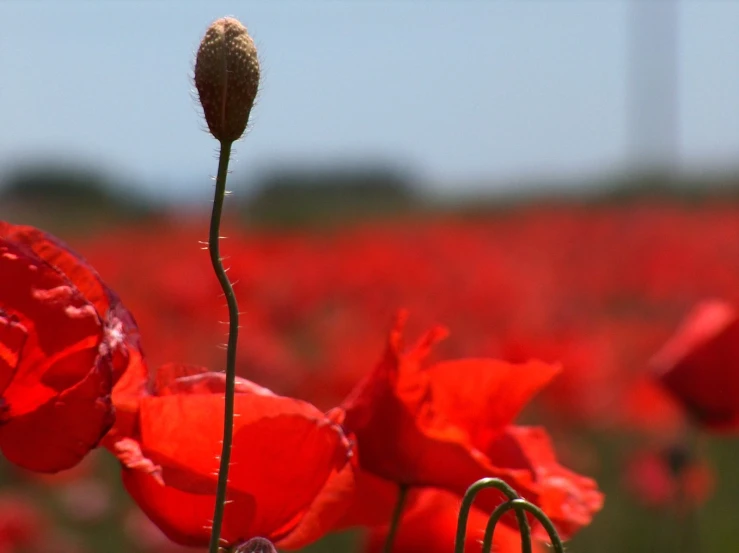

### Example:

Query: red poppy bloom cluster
xmin=70 ymin=204 xmax=739 ymax=432
xmin=0 ymin=220 xmax=603 ymax=550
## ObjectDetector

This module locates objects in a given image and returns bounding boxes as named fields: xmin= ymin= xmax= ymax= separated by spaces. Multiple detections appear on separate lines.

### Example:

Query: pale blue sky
xmin=1 ymin=1 xmax=738 ymax=203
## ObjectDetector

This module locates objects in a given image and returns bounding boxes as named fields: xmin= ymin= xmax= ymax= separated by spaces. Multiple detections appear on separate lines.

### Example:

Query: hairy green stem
xmin=207 ymin=139 xmax=239 ymax=553
xmin=383 ymin=484 xmax=409 ymax=553
xmin=482 ymin=499 xmax=565 ymax=553
xmin=454 ymin=478 xmax=532 ymax=553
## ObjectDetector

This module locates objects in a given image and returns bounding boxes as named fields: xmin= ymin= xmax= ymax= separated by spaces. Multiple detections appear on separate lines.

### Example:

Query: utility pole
xmin=628 ymin=0 xmax=680 ymax=177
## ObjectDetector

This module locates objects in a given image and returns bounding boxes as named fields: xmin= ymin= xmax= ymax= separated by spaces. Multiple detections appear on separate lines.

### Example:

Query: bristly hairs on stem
xmin=208 ymin=138 xmax=238 ymax=552
xmin=193 ymin=16 xmax=260 ymax=553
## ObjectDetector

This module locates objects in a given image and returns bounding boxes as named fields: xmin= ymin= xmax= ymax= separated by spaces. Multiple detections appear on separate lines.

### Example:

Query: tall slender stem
xmin=383 ymin=484 xmax=409 ymax=553
xmin=207 ymin=139 xmax=239 ymax=553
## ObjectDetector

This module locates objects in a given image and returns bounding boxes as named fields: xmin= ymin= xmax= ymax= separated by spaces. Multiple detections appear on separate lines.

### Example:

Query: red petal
xmin=122 ymin=467 xmax=254 ymax=547
xmin=112 ymin=437 xmax=163 ymax=484
xmin=0 ymin=223 xmax=110 ymax=316
xmin=154 ymin=362 xmax=273 ymax=397
xmin=334 ymin=469 xmax=401 ymax=530
xmin=653 ymin=300 xmax=739 ymax=431
xmin=0 ymin=240 xmax=103 ymax=405
xmin=478 ymin=426 xmax=604 ymax=539
xmin=0 ymin=223 xmax=149 ymax=391
xmin=274 ymin=456 xmax=358 ymax=550
xmin=0 ymin=354 xmax=113 ymax=472
xmin=153 ymin=363 xmax=211 ymax=395
xmin=425 ymin=359 xmax=561 ymax=449
xmin=0 ymin=316 xmax=26 ymax=396
xmin=0 ymin=239 xmax=113 ymax=472
xmin=124 ymin=387 xmax=353 ymax=545
xmin=104 ymin=346 xmax=149 ymax=441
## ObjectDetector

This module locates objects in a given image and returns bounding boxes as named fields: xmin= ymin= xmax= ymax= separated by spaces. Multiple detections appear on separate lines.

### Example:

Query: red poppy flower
xmin=109 ymin=363 xmax=357 ymax=550
xmin=0 ymin=493 xmax=47 ymax=551
xmin=338 ymin=311 xmax=603 ymax=539
xmin=652 ymin=300 xmax=739 ymax=432
xmin=0 ymin=222 xmax=149 ymax=441
xmin=624 ymin=446 xmax=714 ymax=509
xmin=0 ymin=237 xmax=114 ymax=472
xmin=363 ymin=488 xmax=548 ymax=553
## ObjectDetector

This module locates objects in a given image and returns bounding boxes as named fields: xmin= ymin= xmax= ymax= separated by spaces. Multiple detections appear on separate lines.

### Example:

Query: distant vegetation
xmin=0 ymin=164 xmax=151 ymax=232
xmin=3 ymin=161 xmax=739 ymax=231
xmin=244 ymin=165 xmax=419 ymax=227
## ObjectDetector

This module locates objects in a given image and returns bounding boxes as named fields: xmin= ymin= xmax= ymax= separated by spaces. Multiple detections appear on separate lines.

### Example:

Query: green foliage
xmin=244 ymin=166 xmax=418 ymax=228
xmin=0 ymin=164 xmax=151 ymax=233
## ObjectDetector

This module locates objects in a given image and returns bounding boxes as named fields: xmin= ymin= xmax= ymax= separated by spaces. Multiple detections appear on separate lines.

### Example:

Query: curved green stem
xmin=481 ymin=499 xmax=515 ymax=553
xmin=454 ymin=478 xmax=531 ymax=553
xmin=207 ymin=139 xmax=239 ymax=553
xmin=383 ymin=484 xmax=409 ymax=553
xmin=482 ymin=499 xmax=565 ymax=553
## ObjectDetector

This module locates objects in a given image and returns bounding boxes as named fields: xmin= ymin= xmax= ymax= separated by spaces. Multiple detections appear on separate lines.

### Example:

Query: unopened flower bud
xmin=233 ymin=537 xmax=278 ymax=553
xmin=194 ymin=17 xmax=260 ymax=143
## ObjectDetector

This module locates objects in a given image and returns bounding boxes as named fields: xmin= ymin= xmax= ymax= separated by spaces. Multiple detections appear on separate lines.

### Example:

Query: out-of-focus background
xmin=1 ymin=1 xmax=739 ymax=552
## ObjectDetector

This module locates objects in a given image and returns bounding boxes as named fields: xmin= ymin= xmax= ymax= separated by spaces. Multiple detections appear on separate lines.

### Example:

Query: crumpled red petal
xmin=422 ymin=358 xmax=561 ymax=451
xmin=0 ymin=315 xmax=25 ymax=396
xmin=479 ymin=426 xmax=604 ymax=539
xmin=0 ymin=222 xmax=151 ymax=448
xmin=0 ymin=354 xmax=113 ymax=472
xmin=340 ymin=311 xmax=602 ymax=539
xmin=0 ymin=222 xmax=149 ymax=397
xmin=0 ymin=238 xmax=114 ymax=472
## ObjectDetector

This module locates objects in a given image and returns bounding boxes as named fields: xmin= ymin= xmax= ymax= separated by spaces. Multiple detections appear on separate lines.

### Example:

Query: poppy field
xmin=3 ymin=13 xmax=739 ymax=553
xmin=2 ymin=195 xmax=739 ymax=552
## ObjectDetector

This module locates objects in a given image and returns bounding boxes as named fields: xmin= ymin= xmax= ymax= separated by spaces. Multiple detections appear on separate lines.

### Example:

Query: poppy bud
xmin=232 ymin=537 xmax=278 ymax=553
xmin=194 ymin=17 xmax=260 ymax=143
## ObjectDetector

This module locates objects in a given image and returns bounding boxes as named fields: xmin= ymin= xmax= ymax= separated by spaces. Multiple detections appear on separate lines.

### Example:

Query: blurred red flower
xmin=109 ymin=363 xmax=357 ymax=550
xmin=618 ymin=376 xmax=685 ymax=437
xmin=0 ymin=237 xmax=114 ymax=472
xmin=337 ymin=311 xmax=603 ymax=540
xmin=124 ymin=507 xmax=207 ymax=553
xmin=652 ymin=300 xmax=739 ymax=432
xmin=0 ymin=493 xmax=46 ymax=552
xmin=624 ymin=446 xmax=714 ymax=509
xmin=363 ymin=488 xmax=548 ymax=553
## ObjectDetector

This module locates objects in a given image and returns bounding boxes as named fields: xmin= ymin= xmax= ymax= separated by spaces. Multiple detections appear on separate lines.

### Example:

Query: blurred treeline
xmin=3 ymin=162 xmax=739 ymax=233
